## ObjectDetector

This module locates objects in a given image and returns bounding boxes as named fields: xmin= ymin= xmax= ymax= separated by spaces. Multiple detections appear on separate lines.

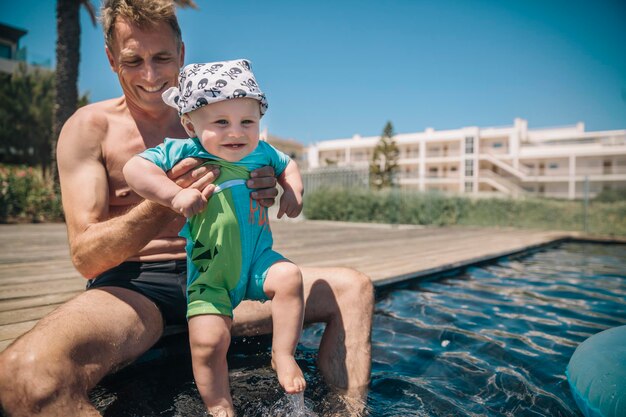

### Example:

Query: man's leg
xmin=300 ymin=267 xmax=373 ymax=394
xmin=0 ymin=287 xmax=164 ymax=417
xmin=233 ymin=266 xmax=374 ymax=393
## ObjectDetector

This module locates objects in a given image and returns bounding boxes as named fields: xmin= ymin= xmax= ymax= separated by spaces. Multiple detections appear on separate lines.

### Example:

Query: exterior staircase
xmin=479 ymin=169 xmax=527 ymax=197
xmin=481 ymin=152 xmax=531 ymax=179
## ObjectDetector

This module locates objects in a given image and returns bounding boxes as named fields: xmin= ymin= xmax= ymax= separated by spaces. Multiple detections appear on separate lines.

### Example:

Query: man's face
xmin=106 ymin=18 xmax=184 ymax=113
xmin=183 ymin=98 xmax=261 ymax=162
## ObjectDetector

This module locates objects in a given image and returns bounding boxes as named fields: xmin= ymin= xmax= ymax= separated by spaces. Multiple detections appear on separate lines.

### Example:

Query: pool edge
xmin=373 ymin=235 xmax=625 ymax=290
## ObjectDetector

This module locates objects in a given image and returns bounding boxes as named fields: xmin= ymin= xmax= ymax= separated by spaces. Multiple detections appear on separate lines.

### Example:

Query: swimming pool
xmin=88 ymin=240 xmax=626 ymax=416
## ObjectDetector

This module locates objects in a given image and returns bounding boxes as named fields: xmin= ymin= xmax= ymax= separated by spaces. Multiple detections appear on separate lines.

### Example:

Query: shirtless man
xmin=0 ymin=1 xmax=373 ymax=416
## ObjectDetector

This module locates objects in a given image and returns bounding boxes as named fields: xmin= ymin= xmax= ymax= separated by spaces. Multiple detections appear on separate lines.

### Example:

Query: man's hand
xmin=248 ymin=166 xmax=278 ymax=208
xmin=168 ymin=157 xmax=220 ymax=192
xmin=277 ymin=189 xmax=303 ymax=219
xmin=166 ymin=160 xmax=278 ymax=208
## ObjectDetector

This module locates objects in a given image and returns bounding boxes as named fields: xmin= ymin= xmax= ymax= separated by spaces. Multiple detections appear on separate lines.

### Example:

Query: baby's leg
xmin=188 ymin=314 xmax=235 ymax=416
xmin=263 ymin=261 xmax=306 ymax=394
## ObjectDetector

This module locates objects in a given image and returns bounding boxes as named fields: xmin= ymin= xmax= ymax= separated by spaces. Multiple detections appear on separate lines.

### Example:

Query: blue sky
xmin=2 ymin=0 xmax=625 ymax=144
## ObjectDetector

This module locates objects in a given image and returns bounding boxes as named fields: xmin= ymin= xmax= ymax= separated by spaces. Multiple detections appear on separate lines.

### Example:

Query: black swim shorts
xmin=86 ymin=260 xmax=188 ymax=326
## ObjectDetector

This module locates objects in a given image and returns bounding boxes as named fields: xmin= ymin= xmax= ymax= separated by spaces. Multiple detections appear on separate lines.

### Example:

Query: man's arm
xmin=57 ymin=109 xmax=174 ymax=278
xmin=57 ymin=108 xmax=216 ymax=278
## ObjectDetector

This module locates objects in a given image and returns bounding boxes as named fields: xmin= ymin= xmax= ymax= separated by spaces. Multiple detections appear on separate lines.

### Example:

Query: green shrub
xmin=0 ymin=164 xmax=63 ymax=223
xmin=593 ymin=188 xmax=626 ymax=202
xmin=305 ymin=188 xmax=463 ymax=225
xmin=303 ymin=188 xmax=626 ymax=236
xmin=586 ymin=201 xmax=626 ymax=236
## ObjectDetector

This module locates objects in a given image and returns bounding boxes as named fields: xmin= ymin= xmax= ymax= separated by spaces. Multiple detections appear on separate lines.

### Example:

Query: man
xmin=0 ymin=1 xmax=373 ymax=416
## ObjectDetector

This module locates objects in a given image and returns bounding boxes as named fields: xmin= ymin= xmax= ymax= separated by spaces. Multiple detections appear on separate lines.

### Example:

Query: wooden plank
xmin=0 ymin=271 xmax=83 ymax=286
xmin=0 ymin=339 xmax=11 ymax=351
xmin=0 ymin=304 xmax=59 ymax=326
xmin=0 ymin=278 xmax=85 ymax=300
xmin=0 ymin=221 xmax=578 ymax=351
xmin=0 ymin=292 xmax=81 ymax=312
xmin=0 ymin=320 xmax=38 ymax=342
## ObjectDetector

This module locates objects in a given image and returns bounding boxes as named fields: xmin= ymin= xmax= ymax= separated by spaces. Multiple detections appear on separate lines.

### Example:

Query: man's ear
xmin=105 ymin=46 xmax=116 ymax=72
xmin=181 ymin=115 xmax=196 ymax=137
xmin=179 ymin=42 xmax=185 ymax=67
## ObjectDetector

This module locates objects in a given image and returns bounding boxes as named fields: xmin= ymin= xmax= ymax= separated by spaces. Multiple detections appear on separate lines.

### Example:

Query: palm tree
xmin=52 ymin=0 xmax=96 ymax=184
xmin=51 ymin=0 xmax=198 ymax=184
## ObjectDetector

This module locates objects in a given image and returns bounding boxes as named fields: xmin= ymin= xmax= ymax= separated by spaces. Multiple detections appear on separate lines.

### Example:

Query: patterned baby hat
xmin=162 ymin=59 xmax=268 ymax=116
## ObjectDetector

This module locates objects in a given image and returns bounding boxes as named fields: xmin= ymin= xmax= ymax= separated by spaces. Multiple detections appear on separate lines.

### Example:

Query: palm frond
xmin=81 ymin=0 xmax=97 ymax=26
xmin=174 ymin=0 xmax=198 ymax=9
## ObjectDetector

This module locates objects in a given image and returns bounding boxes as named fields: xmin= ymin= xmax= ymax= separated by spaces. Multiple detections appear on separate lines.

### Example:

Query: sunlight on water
xmin=368 ymin=242 xmax=626 ymax=417
xmin=268 ymin=393 xmax=318 ymax=417
xmin=85 ymin=242 xmax=625 ymax=416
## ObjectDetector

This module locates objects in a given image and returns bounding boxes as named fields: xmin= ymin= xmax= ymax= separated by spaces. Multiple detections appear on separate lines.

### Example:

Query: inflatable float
xmin=566 ymin=325 xmax=626 ymax=417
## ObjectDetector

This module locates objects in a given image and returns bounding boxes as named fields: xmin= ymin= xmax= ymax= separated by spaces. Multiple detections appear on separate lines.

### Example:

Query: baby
xmin=123 ymin=59 xmax=305 ymax=417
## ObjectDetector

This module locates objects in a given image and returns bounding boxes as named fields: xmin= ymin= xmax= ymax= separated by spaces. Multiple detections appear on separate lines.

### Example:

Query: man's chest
xmin=102 ymin=123 xmax=152 ymax=205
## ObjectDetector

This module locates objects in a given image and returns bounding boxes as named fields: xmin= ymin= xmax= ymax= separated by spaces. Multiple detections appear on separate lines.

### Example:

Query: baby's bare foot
xmin=271 ymin=354 xmax=306 ymax=394
xmin=207 ymin=406 xmax=234 ymax=417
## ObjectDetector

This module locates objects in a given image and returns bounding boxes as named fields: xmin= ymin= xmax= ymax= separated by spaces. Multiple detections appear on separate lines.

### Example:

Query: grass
xmin=303 ymin=187 xmax=626 ymax=237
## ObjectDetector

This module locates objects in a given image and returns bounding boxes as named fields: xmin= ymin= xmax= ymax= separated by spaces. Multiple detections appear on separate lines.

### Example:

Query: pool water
xmin=90 ymin=241 xmax=626 ymax=416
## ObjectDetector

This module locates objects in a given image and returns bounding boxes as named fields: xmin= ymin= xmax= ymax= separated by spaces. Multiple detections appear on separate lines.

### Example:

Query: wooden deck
xmin=0 ymin=221 xmax=576 ymax=352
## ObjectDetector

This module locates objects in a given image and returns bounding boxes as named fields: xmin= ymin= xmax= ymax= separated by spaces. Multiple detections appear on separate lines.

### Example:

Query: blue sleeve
xmin=258 ymin=141 xmax=291 ymax=177
xmin=137 ymin=138 xmax=194 ymax=172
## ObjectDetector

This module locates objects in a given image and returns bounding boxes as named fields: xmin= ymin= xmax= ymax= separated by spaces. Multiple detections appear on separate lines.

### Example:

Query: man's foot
xmin=271 ymin=353 xmax=306 ymax=394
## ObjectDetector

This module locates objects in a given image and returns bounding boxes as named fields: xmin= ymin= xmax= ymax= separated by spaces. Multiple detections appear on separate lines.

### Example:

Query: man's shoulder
xmin=65 ymin=97 xmax=127 ymax=135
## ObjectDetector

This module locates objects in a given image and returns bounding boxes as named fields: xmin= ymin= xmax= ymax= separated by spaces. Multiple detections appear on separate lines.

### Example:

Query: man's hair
xmin=100 ymin=0 xmax=183 ymax=50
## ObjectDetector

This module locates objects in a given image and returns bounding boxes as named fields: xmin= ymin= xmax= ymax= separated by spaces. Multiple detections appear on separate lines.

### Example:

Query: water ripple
xmin=86 ymin=242 xmax=625 ymax=416
xmin=371 ymin=241 xmax=626 ymax=417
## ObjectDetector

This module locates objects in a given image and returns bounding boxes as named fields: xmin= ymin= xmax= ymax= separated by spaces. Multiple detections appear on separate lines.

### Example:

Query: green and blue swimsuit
xmin=139 ymin=138 xmax=290 ymax=318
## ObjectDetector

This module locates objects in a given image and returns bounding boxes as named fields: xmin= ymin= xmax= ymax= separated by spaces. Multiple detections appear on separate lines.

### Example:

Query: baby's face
xmin=184 ymin=98 xmax=261 ymax=162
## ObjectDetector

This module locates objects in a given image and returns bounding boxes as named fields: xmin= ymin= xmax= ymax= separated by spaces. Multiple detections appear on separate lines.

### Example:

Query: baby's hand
xmin=171 ymin=188 xmax=207 ymax=218
xmin=277 ymin=190 xmax=303 ymax=219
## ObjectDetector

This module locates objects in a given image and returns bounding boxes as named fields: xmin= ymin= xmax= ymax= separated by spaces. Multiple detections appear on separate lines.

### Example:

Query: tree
xmin=52 ymin=0 xmax=97 ymax=184
xmin=51 ymin=0 xmax=199 ymax=184
xmin=0 ymin=64 xmax=54 ymax=175
xmin=369 ymin=121 xmax=400 ymax=189
xmin=0 ymin=63 xmax=89 ymax=176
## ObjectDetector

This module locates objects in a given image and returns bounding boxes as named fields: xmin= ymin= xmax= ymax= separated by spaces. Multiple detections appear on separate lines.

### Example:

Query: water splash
xmin=268 ymin=393 xmax=318 ymax=417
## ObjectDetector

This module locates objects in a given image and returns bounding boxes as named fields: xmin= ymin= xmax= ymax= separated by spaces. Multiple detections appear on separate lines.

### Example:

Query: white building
xmin=306 ymin=118 xmax=626 ymax=200
xmin=0 ymin=22 xmax=51 ymax=74
xmin=0 ymin=22 xmax=27 ymax=74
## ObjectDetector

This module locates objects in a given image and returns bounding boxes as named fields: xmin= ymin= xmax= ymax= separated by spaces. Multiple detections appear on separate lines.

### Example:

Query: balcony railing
xmin=425 ymin=150 xmax=461 ymax=158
